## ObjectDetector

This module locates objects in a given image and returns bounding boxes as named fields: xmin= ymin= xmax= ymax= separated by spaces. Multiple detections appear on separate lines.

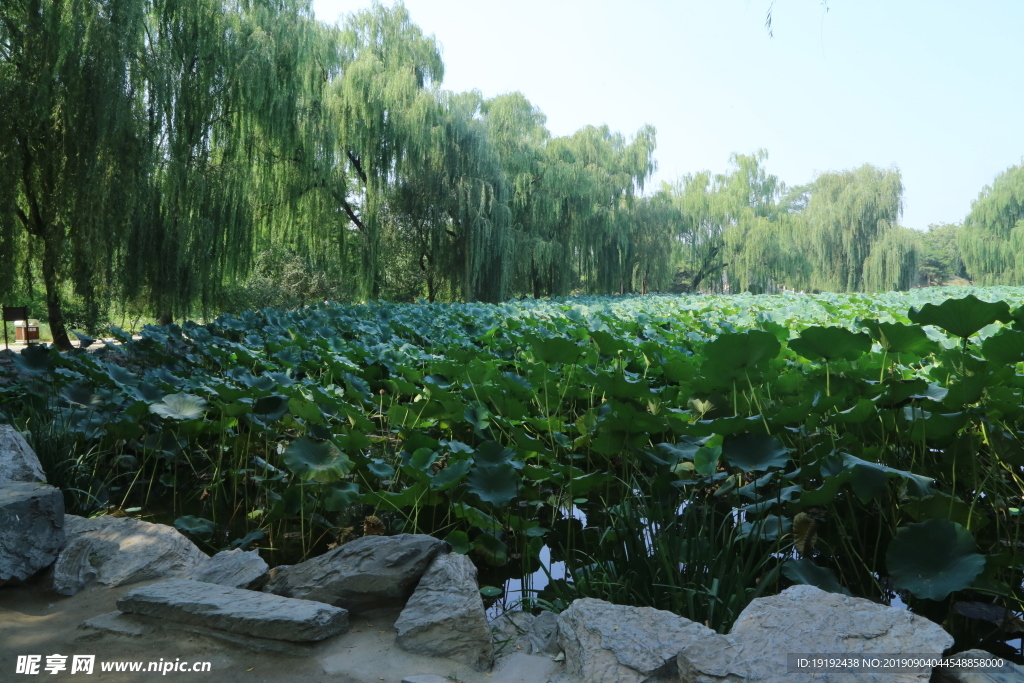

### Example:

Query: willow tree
xmin=0 ymin=0 xmax=150 ymax=349
xmin=802 ymin=164 xmax=904 ymax=292
xmin=121 ymin=0 xmax=332 ymax=323
xmin=331 ymin=1 xmax=444 ymax=300
xmin=959 ymin=164 xmax=1024 ymax=285
xmin=515 ymin=124 xmax=656 ymax=297
xmin=861 ymin=224 xmax=920 ymax=292
xmin=385 ymin=89 xmax=513 ymax=302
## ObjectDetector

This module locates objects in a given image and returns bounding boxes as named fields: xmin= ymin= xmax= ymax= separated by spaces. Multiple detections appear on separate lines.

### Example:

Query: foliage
xmin=6 ymin=287 xmax=1024 ymax=647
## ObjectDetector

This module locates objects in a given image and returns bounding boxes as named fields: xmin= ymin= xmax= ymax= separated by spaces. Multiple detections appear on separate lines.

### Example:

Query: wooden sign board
xmin=2 ymin=306 xmax=27 ymax=322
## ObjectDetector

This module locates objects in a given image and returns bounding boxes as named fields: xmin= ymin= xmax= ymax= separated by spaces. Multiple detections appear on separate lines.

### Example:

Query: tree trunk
xmin=41 ymin=242 xmax=73 ymax=351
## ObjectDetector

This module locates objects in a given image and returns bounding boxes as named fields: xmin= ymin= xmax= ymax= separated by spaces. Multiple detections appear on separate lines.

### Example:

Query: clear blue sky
xmin=310 ymin=0 xmax=1024 ymax=231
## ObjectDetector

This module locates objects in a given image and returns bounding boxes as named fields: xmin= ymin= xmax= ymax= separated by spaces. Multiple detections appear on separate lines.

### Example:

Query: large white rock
xmin=117 ymin=578 xmax=348 ymax=641
xmin=0 ymin=424 xmax=46 ymax=484
xmin=264 ymin=533 xmax=448 ymax=614
xmin=677 ymin=584 xmax=956 ymax=683
xmin=395 ymin=552 xmax=494 ymax=671
xmin=0 ymin=482 xmax=65 ymax=582
xmin=187 ymin=548 xmax=268 ymax=589
xmin=51 ymin=515 xmax=207 ymax=595
xmin=557 ymin=598 xmax=716 ymax=683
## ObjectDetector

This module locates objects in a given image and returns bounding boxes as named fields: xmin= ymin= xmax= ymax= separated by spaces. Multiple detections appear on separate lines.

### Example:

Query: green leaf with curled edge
xmin=887 ymin=520 xmax=985 ymax=600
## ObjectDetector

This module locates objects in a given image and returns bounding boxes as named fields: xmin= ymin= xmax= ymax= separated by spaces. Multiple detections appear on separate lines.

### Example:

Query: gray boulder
xmin=490 ymin=610 xmax=537 ymax=656
xmin=0 ymin=425 xmax=46 ymax=484
xmin=557 ymin=597 xmax=715 ymax=683
xmin=188 ymin=548 xmax=268 ymax=590
xmin=51 ymin=515 xmax=206 ymax=595
xmin=678 ymin=584 xmax=955 ymax=683
xmin=264 ymin=533 xmax=448 ymax=614
xmin=395 ymin=553 xmax=494 ymax=671
xmin=529 ymin=610 xmax=560 ymax=655
xmin=0 ymin=481 xmax=65 ymax=582
xmin=931 ymin=649 xmax=1024 ymax=683
xmin=117 ymin=578 xmax=348 ymax=642
xmin=490 ymin=610 xmax=559 ymax=656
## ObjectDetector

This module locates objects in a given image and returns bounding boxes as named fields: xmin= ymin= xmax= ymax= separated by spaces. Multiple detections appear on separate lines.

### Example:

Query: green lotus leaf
xmin=174 ymin=515 xmax=215 ymax=538
xmin=886 ymin=519 xmax=986 ymax=600
xmin=704 ymin=330 xmax=781 ymax=371
xmin=465 ymin=462 xmax=519 ymax=507
xmin=452 ymin=502 xmax=501 ymax=532
xmin=860 ymin=320 xmax=936 ymax=355
xmin=253 ymin=395 xmax=289 ymax=423
xmin=529 ymin=335 xmax=582 ymax=365
xmin=322 ymin=482 xmax=361 ymax=511
xmin=431 ymin=458 xmax=473 ymax=490
xmin=445 ymin=530 xmax=471 ymax=554
xmin=723 ymin=432 xmax=790 ymax=472
xmin=472 ymin=531 xmax=508 ymax=565
xmin=908 ymin=295 xmax=1012 ymax=339
xmin=479 ymin=585 xmax=504 ymax=598
xmin=149 ymin=393 xmax=208 ymax=420
xmin=367 ymin=459 xmax=396 ymax=479
xmin=737 ymin=514 xmax=790 ymax=541
xmin=782 ymin=559 xmax=849 ymax=595
xmin=789 ymin=326 xmax=871 ymax=362
xmin=981 ymin=329 xmax=1024 ymax=364
xmin=283 ymin=437 xmax=353 ymax=482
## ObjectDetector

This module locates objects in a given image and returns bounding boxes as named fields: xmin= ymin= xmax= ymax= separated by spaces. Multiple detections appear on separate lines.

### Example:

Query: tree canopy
xmin=2 ymin=0 xmax=997 ymax=342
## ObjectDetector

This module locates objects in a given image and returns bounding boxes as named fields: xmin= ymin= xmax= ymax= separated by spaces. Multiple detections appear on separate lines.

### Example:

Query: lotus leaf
xmin=283 ymin=437 xmax=353 ymax=482
xmin=782 ymin=559 xmax=849 ymax=595
xmin=908 ymin=295 xmax=1012 ymax=340
xmin=723 ymin=433 xmax=790 ymax=472
xmin=886 ymin=519 xmax=986 ymax=600
xmin=465 ymin=462 xmax=519 ymax=507
xmin=789 ymin=326 xmax=871 ymax=362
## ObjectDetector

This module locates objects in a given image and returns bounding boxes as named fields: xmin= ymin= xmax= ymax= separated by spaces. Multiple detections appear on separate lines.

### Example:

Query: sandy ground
xmin=0 ymin=576 xmax=563 ymax=683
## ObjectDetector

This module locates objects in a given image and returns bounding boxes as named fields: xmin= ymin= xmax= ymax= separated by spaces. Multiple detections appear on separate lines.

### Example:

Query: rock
xmin=395 ymin=552 xmax=494 ymax=671
xmin=401 ymin=676 xmax=456 ymax=683
xmin=490 ymin=610 xmax=537 ymax=656
xmin=80 ymin=611 xmax=149 ymax=637
xmin=0 ymin=425 xmax=46 ymax=483
xmin=932 ymin=649 xmax=1024 ymax=683
xmin=557 ymin=598 xmax=715 ymax=683
xmin=529 ymin=610 xmax=560 ymax=655
xmin=51 ymin=515 xmax=207 ymax=595
xmin=490 ymin=610 xmax=559 ymax=657
xmin=117 ymin=578 xmax=348 ymax=642
xmin=677 ymin=585 xmax=955 ymax=683
xmin=0 ymin=482 xmax=65 ymax=582
xmin=188 ymin=548 xmax=268 ymax=590
xmin=264 ymin=533 xmax=448 ymax=614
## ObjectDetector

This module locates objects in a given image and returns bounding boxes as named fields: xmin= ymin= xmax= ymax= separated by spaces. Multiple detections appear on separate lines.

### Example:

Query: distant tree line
xmin=0 ymin=0 xmax=1006 ymax=349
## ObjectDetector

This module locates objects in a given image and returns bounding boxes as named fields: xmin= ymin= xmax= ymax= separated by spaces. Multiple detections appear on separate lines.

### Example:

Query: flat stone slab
xmin=0 ymin=425 xmax=46 ymax=483
xmin=117 ymin=578 xmax=349 ymax=642
xmin=51 ymin=515 xmax=207 ymax=595
xmin=265 ymin=533 xmax=448 ymax=614
xmin=0 ymin=481 xmax=65 ymax=582
xmin=678 ymin=584 xmax=955 ymax=683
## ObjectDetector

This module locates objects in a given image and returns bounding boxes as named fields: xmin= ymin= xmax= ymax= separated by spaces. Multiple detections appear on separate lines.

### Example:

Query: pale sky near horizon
xmin=309 ymin=0 xmax=1024 ymax=232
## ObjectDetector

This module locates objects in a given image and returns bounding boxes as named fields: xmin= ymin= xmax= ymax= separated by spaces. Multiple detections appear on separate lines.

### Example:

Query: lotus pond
xmin=5 ymin=287 xmax=1024 ymax=657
